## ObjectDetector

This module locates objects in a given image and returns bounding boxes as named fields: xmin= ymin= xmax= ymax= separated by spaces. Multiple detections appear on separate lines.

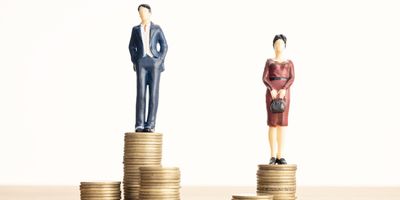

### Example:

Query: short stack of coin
xmin=80 ymin=181 xmax=121 ymax=200
xmin=232 ymin=194 xmax=273 ymax=200
xmin=257 ymin=164 xmax=297 ymax=200
xmin=139 ymin=166 xmax=181 ymax=200
xmin=123 ymin=132 xmax=163 ymax=200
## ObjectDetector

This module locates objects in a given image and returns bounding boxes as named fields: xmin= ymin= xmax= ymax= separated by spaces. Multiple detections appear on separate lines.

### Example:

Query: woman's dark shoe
xmin=269 ymin=157 xmax=277 ymax=165
xmin=276 ymin=158 xmax=287 ymax=165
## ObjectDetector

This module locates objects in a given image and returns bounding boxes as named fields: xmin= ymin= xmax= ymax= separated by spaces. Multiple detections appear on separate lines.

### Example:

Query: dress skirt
xmin=266 ymin=80 xmax=291 ymax=127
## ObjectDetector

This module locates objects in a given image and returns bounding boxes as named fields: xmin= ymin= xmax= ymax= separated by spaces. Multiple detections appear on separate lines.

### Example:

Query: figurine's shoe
xmin=276 ymin=158 xmax=287 ymax=165
xmin=269 ymin=157 xmax=277 ymax=165
xmin=135 ymin=128 xmax=144 ymax=132
xmin=143 ymin=128 xmax=155 ymax=133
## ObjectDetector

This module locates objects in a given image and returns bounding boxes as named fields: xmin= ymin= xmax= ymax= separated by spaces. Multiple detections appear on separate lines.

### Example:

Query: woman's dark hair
xmin=273 ymin=34 xmax=287 ymax=47
xmin=138 ymin=4 xmax=151 ymax=13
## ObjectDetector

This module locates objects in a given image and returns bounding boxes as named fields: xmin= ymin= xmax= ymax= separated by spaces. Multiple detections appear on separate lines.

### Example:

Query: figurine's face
xmin=139 ymin=7 xmax=151 ymax=22
xmin=274 ymin=39 xmax=286 ymax=53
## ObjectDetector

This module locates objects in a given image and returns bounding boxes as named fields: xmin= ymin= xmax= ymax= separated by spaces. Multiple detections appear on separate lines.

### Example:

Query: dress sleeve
xmin=262 ymin=59 xmax=274 ymax=90
xmin=283 ymin=60 xmax=295 ymax=90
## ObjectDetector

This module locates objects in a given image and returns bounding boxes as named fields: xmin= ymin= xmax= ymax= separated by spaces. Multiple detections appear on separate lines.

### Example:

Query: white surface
xmin=1 ymin=0 xmax=400 ymax=186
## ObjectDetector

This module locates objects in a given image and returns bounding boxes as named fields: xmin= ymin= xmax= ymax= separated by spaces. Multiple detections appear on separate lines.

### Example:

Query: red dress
xmin=262 ymin=59 xmax=295 ymax=126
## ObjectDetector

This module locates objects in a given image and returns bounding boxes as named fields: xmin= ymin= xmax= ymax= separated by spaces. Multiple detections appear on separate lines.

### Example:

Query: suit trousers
xmin=135 ymin=55 xmax=162 ymax=129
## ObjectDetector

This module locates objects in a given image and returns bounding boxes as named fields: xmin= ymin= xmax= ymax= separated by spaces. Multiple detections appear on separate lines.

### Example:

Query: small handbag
xmin=270 ymin=98 xmax=286 ymax=113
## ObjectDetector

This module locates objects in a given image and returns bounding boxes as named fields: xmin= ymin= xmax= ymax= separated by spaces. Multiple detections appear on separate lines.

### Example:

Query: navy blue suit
xmin=129 ymin=22 xmax=168 ymax=130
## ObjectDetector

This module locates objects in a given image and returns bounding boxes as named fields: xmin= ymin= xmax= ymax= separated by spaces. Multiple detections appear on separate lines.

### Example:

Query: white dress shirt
xmin=140 ymin=22 xmax=153 ymax=57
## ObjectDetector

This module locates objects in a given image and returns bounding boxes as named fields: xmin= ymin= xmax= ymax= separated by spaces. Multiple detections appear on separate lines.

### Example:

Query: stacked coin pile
xmin=232 ymin=194 xmax=273 ymax=200
xmin=80 ymin=181 xmax=121 ymax=200
xmin=139 ymin=166 xmax=181 ymax=200
xmin=123 ymin=132 xmax=163 ymax=200
xmin=257 ymin=164 xmax=297 ymax=200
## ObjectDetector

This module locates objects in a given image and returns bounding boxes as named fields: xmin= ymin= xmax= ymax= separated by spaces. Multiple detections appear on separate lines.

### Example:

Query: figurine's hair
xmin=273 ymin=34 xmax=287 ymax=47
xmin=138 ymin=4 xmax=151 ymax=13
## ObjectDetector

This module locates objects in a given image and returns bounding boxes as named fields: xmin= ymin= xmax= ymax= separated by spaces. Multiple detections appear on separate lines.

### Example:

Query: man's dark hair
xmin=138 ymin=4 xmax=151 ymax=13
xmin=273 ymin=34 xmax=287 ymax=47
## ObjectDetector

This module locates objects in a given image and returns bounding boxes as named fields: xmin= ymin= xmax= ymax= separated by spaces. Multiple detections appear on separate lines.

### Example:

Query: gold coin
xmin=139 ymin=189 xmax=180 ymax=192
xmin=257 ymin=177 xmax=296 ymax=180
xmin=124 ymin=141 xmax=162 ymax=145
xmin=124 ymin=156 xmax=162 ymax=159
xmin=124 ymin=137 xmax=162 ymax=141
xmin=140 ymin=175 xmax=180 ymax=179
xmin=257 ymin=180 xmax=296 ymax=184
xmin=139 ymin=173 xmax=179 ymax=176
xmin=124 ymin=145 xmax=162 ymax=148
xmin=123 ymin=158 xmax=161 ymax=161
xmin=123 ymin=151 xmax=162 ymax=154
xmin=140 ymin=185 xmax=181 ymax=189
xmin=257 ymin=184 xmax=296 ymax=190
xmin=81 ymin=198 xmax=120 ymax=200
xmin=139 ymin=166 xmax=179 ymax=170
xmin=232 ymin=193 xmax=273 ymax=199
xmin=257 ymin=174 xmax=296 ymax=177
xmin=140 ymin=170 xmax=180 ymax=173
xmin=80 ymin=188 xmax=120 ymax=192
xmin=124 ymin=148 xmax=162 ymax=152
xmin=81 ymin=181 xmax=120 ymax=185
xmin=140 ymin=196 xmax=180 ymax=198
xmin=124 ymin=135 xmax=162 ymax=138
xmin=257 ymin=189 xmax=296 ymax=192
xmin=123 ymin=161 xmax=161 ymax=164
xmin=124 ymin=152 xmax=162 ymax=155
xmin=140 ymin=179 xmax=180 ymax=182
xmin=80 ymin=186 xmax=120 ymax=189
xmin=123 ymin=185 xmax=140 ymax=188
xmin=270 ymin=197 xmax=296 ymax=200
xmin=257 ymin=170 xmax=296 ymax=174
xmin=124 ymin=153 xmax=162 ymax=156
xmin=258 ymin=164 xmax=297 ymax=170
xmin=81 ymin=195 xmax=121 ymax=198
xmin=139 ymin=196 xmax=180 ymax=200
xmin=125 ymin=132 xmax=162 ymax=135
xmin=257 ymin=173 xmax=296 ymax=177
xmin=139 ymin=193 xmax=180 ymax=196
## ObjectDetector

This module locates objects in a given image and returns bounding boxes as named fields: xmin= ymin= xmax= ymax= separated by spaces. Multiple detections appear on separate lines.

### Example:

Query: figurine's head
xmin=138 ymin=4 xmax=151 ymax=23
xmin=273 ymin=34 xmax=287 ymax=53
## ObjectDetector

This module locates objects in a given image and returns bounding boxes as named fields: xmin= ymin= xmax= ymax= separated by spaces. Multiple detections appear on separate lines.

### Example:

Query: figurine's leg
xmin=268 ymin=126 xmax=277 ymax=158
xmin=276 ymin=126 xmax=286 ymax=159
xmin=145 ymin=65 xmax=161 ymax=130
xmin=135 ymin=64 xmax=147 ymax=130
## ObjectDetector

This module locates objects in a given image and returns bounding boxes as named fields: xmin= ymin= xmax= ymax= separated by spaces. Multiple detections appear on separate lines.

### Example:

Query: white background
xmin=1 ymin=0 xmax=400 ymax=186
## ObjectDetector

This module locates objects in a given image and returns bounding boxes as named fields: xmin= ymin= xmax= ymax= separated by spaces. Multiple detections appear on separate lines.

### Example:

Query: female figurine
xmin=262 ymin=34 xmax=295 ymax=165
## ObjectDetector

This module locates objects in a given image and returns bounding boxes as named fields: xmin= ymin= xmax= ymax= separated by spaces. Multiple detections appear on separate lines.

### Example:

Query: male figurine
xmin=129 ymin=4 xmax=168 ymax=132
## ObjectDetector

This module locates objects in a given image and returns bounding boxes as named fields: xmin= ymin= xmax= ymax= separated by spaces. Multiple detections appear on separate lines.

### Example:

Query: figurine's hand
xmin=271 ymin=89 xmax=278 ymax=99
xmin=278 ymin=89 xmax=286 ymax=99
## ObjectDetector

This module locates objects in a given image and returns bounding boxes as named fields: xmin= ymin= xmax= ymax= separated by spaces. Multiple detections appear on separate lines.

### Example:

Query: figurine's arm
xmin=157 ymin=27 xmax=168 ymax=61
xmin=129 ymin=28 xmax=138 ymax=71
xmin=262 ymin=60 xmax=274 ymax=91
xmin=283 ymin=60 xmax=295 ymax=89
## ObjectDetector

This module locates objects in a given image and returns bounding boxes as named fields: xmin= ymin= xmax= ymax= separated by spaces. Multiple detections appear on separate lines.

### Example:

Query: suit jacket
xmin=129 ymin=22 xmax=168 ymax=72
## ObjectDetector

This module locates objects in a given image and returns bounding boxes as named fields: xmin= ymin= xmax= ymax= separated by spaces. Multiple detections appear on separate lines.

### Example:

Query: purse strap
xmin=274 ymin=96 xmax=286 ymax=101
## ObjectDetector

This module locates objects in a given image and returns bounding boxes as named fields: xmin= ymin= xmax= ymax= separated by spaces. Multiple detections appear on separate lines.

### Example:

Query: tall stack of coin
xmin=80 ymin=181 xmax=121 ymax=200
xmin=123 ymin=132 xmax=163 ymax=200
xmin=232 ymin=194 xmax=273 ymax=200
xmin=139 ymin=166 xmax=181 ymax=200
xmin=257 ymin=164 xmax=297 ymax=200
